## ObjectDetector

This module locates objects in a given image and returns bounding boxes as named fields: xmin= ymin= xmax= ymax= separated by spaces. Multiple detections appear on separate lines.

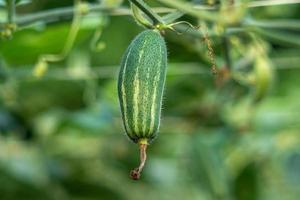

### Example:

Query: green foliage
xmin=0 ymin=0 xmax=300 ymax=199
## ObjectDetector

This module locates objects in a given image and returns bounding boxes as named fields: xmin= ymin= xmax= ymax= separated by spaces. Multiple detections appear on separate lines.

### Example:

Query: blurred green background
xmin=0 ymin=0 xmax=300 ymax=199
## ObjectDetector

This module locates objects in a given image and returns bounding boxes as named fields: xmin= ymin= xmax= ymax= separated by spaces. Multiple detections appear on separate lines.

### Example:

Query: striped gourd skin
xmin=118 ymin=30 xmax=167 ymax=144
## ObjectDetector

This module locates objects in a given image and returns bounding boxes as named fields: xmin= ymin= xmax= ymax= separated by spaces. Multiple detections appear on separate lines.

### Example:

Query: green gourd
xmin=118 ymin=29 xmax=167 ymax=180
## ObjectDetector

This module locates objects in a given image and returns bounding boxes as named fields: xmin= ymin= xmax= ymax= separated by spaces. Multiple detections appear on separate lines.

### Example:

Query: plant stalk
xmin=7 ymin=0 xmax=16 ymax=24
xmin=128 ymin=0 xmax=165 ymax=26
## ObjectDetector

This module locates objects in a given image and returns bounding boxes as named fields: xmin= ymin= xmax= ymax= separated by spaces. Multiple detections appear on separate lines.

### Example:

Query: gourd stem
xmin=130 ymin=142 xmax=148 ymax=180
xmin=128 ymin=0 xmax=164 ymax=26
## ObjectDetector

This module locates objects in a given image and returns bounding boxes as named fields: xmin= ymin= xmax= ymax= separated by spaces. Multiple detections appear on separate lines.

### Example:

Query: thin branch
xmin=156 ymin=0 xmax=222 ymax=23
xmin=247 ymin=0 xmax=300 ymax=8
xmin=14 ymin=5 xmax=172 ymax=29
xmin=36 ymin=2 xmax=82 ymax=63
xmin=6 ymin=0 xmax=16 ymax=23
xmin=222 ymin=36 xmax=232 ymax=69
xmin=16 ymin=4 xmax=107 ymax=26
xmin=193 ymin=0 xmax=300 ymax=9
xmin=243 ymin=19 xmax=300 ymax=31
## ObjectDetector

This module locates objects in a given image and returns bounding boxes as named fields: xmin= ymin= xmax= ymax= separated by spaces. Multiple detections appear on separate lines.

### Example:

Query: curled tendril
xmin=157 ymin=21 xmax=199 ymax=35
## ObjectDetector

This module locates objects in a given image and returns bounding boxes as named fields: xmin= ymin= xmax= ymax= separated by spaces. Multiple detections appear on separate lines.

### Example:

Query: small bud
xmin=77 ymin=2 xmax=89 ymax=15
xmin=253 ymin=56 xmax=273 ymax=102
xmin=33 ymin=59 xmax=48 ymax=78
